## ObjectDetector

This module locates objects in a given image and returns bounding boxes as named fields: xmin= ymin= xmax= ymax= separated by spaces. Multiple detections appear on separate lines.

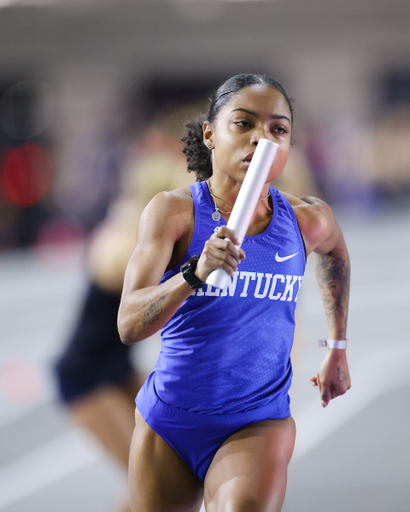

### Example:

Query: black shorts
xmin=54 ymin=283 xmax=134 ymax=403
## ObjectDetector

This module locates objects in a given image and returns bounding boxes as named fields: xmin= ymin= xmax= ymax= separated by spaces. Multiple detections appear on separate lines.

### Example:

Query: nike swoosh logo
xmin=275 ymin=252 xmax=299 ymax=262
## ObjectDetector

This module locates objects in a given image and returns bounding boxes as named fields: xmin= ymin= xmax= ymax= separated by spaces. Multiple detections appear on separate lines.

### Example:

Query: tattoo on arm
xmin=142 ymin=296 xmax=166 ymax=326
xmin=314 ymin=251 xmax=350 ymax=339
xmin=337 ymin=367 xmax=349 ymax=383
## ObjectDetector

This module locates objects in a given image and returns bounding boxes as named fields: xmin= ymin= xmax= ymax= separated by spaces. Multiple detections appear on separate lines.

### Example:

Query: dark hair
xmin=181 ymin=74 xmax=294 ymax=181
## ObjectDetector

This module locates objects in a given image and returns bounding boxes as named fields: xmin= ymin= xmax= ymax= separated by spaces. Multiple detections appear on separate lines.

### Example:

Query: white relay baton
xmin=206 ymin=138 xmax=279 ymax=290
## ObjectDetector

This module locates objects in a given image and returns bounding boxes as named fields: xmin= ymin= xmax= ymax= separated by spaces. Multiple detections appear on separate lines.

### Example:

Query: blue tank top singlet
xmin=154 ymin=180 xmax=306 ymax=414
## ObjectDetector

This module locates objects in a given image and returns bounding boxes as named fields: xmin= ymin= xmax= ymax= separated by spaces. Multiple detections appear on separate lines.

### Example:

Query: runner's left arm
xmin=297 ymin=196 xmax=351 ymax=408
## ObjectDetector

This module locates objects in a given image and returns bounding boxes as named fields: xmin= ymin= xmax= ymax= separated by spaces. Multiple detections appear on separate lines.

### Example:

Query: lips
xmin=242 ymin=152 xmax=254 ymax=165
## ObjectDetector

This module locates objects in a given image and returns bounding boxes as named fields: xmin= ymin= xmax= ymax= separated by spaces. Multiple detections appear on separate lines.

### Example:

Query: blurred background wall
xmin=0 ymin=1 xmax=410 ymax=512
xmin=1 ymin=0 xmax=410 ymax=250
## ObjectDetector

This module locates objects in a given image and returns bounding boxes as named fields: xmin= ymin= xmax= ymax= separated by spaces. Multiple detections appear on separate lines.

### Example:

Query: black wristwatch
xmin=180 ymin=254 xmax=205 ymax=289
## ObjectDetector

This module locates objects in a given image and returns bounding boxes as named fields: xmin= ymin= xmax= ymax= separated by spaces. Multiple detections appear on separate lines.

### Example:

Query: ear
xmin=203 ymin=121 xmax=214 ymax=150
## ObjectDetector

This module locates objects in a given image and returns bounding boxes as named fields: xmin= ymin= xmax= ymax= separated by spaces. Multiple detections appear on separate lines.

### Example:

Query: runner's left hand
xmin=310 ymin=349 xmax=351 ymax=408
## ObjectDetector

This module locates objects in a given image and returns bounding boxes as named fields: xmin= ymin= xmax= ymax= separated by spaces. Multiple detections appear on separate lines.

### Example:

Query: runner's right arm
xmin=118 ymin=190 xmax=242 ymax=344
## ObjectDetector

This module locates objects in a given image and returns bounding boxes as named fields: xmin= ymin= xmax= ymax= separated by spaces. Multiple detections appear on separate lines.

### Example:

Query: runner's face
xmin=204 ymin=85 xmax=292 ymax=185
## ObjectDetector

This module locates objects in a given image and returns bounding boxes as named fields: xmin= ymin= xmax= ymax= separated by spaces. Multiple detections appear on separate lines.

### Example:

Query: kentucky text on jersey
xmin=195 ymin=271 xmax=304 ymax=302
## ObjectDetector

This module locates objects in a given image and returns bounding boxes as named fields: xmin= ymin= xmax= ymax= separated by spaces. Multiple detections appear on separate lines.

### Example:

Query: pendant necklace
xmin=206 ymin=179 xmax=270 ymax=222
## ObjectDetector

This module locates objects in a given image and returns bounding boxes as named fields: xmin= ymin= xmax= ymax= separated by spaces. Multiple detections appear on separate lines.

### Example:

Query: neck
xmin=208 ymin=175 xmax=270 ymax=203
xmin=206 ymin=178 xmax=272 ymax=220
xmin=207 ymin=178 xmax=236 ymax=214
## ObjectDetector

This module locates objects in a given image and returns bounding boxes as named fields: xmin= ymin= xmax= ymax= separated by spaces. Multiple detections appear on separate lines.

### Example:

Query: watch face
xmin=183 ymin=255 xmax=199 ymax=269
xmin=181 ymin=255 xmax=204 ymax=289
xmin=182 ymin=257 xmax=197 ymax=272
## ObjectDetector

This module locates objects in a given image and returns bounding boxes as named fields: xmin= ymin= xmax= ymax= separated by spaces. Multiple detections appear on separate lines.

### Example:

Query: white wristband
xmin=318 ymin=339 xmax=348 ymax=349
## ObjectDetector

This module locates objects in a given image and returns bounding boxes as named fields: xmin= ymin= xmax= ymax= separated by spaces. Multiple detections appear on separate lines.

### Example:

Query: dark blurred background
xmin=1 ymin=0 xmax=410 ymax=252
xmin=0 ymin=1 xmax=409 ymax=512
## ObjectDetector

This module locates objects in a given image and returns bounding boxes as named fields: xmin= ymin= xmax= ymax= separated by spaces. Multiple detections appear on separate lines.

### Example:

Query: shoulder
xmin=149 ymin=186 xmax=193 ymax=217
xmin=149 ymin=185 xmax=193 ymax=208
xmin=281 ymin=192 xmax=338 ymax=255
xmin=139 ymin=186 xmax=194 ymax=244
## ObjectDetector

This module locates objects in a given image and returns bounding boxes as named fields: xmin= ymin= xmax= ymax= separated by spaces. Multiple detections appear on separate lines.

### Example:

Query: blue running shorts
xmin=136 ymin=372 xmax=291 ymax=483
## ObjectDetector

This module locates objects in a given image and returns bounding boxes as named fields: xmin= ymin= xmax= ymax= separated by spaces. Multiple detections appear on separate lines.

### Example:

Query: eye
xmin=272 ymin=125 xmax=289 ymax=135
xmin=234 ymin=120 xmax=252 ymax=128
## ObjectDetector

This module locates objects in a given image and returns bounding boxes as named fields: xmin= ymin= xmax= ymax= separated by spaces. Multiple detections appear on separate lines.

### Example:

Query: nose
xmin=250 ymin=133 xmax=262 ymax=146
xmin=250 ymin=125 xmax=272 ymax=146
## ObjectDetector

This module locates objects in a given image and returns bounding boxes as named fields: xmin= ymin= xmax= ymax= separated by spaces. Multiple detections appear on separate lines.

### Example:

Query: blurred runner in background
xmin=54 ymin=107 xmax=195 ymax=512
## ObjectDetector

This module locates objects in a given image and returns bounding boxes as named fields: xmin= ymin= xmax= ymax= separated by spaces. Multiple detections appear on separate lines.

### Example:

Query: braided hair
xmin=181 ymin=74 xmax=293 ymax=181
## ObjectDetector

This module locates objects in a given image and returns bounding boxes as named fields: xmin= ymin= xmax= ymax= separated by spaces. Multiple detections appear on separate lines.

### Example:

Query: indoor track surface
xmin=0 ymin=204 xmax=409 ymax=512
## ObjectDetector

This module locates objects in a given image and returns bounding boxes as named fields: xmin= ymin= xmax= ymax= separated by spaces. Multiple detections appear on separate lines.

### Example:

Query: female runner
xmin=118 ymin=73 xmax=351 ymax=512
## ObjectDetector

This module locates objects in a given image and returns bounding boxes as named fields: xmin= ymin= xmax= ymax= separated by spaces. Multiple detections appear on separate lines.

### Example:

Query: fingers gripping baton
xmin=206 ymin=138 xmax=279 ymax=290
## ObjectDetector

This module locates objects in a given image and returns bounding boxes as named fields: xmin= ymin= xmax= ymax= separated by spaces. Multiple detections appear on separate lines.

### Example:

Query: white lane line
xmin=0 ymin=428 xmax=103 ymax=509
xmin=292 ymin=341 xmax=410 ymax=462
